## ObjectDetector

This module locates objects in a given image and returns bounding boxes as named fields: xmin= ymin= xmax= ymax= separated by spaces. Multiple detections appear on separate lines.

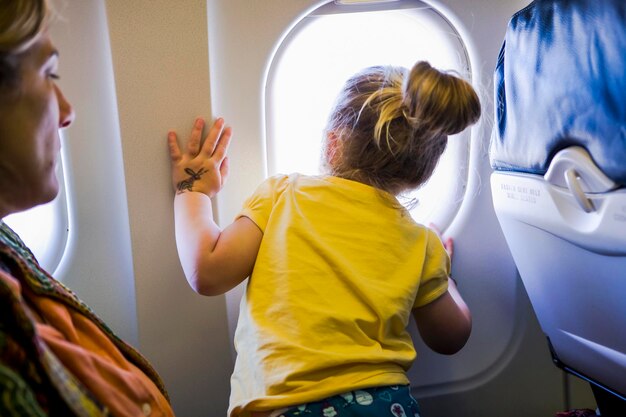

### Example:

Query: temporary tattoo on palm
xmin=177 ymin=167 xmax=208 ymax=193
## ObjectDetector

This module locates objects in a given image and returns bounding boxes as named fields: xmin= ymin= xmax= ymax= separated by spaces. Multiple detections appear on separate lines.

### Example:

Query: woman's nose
xmin=56 ymin=85 xmax=75 ymax=128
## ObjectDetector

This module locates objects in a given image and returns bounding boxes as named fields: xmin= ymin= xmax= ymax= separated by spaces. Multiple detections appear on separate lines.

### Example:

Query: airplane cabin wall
xmin=106 ymin=0 xmax=232 ymax=414
xmin=49 ymin=0 xmax=596 ymax=416
xmin=49 ymin=0 xmax=139 ymax=348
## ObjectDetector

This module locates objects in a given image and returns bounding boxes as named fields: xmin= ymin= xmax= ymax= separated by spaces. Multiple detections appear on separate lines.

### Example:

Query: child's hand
xmin=168 ymin=117 xmax=232 ymax=197
xmin=429 ymin=223 xmax=453 ymax=260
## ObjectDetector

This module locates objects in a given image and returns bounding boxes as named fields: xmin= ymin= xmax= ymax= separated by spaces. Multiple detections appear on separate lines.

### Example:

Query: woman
xmin=0 ymin=1 xmax=175 ymax=415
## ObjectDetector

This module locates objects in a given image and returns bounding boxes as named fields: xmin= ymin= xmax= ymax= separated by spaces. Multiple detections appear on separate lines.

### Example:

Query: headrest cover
xmin=490 ymin=0 xmax=626 ymax=185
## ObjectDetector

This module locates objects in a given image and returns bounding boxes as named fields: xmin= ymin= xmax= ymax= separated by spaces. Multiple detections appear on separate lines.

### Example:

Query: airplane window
xmin=3 ymin=140 xmax=70 ymax=274
xmin=266 ymin=1 xmax=474 ymax=227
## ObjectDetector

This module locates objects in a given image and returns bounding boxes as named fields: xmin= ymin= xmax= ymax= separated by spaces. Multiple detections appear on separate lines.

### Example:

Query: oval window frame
xmin=264 ymin=0 xmax=475 ymax=229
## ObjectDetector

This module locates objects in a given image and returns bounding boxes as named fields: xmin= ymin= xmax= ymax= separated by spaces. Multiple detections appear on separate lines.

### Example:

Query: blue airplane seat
xmin=489 ymin=0 xmax=626 ymax=414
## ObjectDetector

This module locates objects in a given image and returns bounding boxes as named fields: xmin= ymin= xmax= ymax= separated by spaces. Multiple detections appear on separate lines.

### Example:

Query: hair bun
xmin=402 ymin=61 xmax=481 ymax=136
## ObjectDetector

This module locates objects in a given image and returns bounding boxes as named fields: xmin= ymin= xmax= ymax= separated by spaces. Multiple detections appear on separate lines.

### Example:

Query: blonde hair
xmin=324 ymin=61 xmax=481 ymax=194
xmin=0 ymin=0 xmax=49 ymax=89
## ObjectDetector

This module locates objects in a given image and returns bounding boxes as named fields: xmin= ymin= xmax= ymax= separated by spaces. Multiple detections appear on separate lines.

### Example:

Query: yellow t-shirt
xmin=229 ymin=174 xmax=449 ymax=417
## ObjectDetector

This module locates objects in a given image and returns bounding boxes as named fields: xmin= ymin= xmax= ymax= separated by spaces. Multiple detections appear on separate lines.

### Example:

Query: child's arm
xmin=412 ymin=233 xmax=472 ymax=355
xmin=168 ymin=117 xmax=262 ymax=296
xmin=412 ymin=279 xmax=472 ymax=355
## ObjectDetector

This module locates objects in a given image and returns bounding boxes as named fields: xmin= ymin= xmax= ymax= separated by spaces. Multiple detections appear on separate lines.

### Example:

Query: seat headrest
xmin=490 ymin=0 xmax=626 ymax=186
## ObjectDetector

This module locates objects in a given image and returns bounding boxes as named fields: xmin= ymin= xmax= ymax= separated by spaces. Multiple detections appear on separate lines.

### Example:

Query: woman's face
xmin=0 ymin=33 xmax=75 ymax=217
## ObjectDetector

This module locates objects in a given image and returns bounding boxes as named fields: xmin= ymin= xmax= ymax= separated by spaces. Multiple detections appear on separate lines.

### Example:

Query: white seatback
xmin=491 ymin=147 xmax=626 ymax=397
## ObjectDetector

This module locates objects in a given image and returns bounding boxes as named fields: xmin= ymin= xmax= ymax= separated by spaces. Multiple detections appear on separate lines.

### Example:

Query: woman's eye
xmin=48 ymin=73 xmax=60 ymax=80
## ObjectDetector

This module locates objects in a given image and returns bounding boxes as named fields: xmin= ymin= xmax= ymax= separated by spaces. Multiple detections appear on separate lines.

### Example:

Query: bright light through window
xmin=266 ymin=3 xmax=473 ymax=226
xmin=3 ymin=144 xmax=70 ymax=274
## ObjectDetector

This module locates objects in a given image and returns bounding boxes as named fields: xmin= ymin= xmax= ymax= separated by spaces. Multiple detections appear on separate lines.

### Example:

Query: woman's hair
xmin=0 ymin=0 xmax=49 ymax=90
xmin=323 ymin=61 xmax=481 ymax=194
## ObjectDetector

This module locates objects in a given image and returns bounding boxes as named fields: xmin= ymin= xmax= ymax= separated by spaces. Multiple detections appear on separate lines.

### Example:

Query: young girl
xmin=168 ymin=61 xmax=480 ymax=417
